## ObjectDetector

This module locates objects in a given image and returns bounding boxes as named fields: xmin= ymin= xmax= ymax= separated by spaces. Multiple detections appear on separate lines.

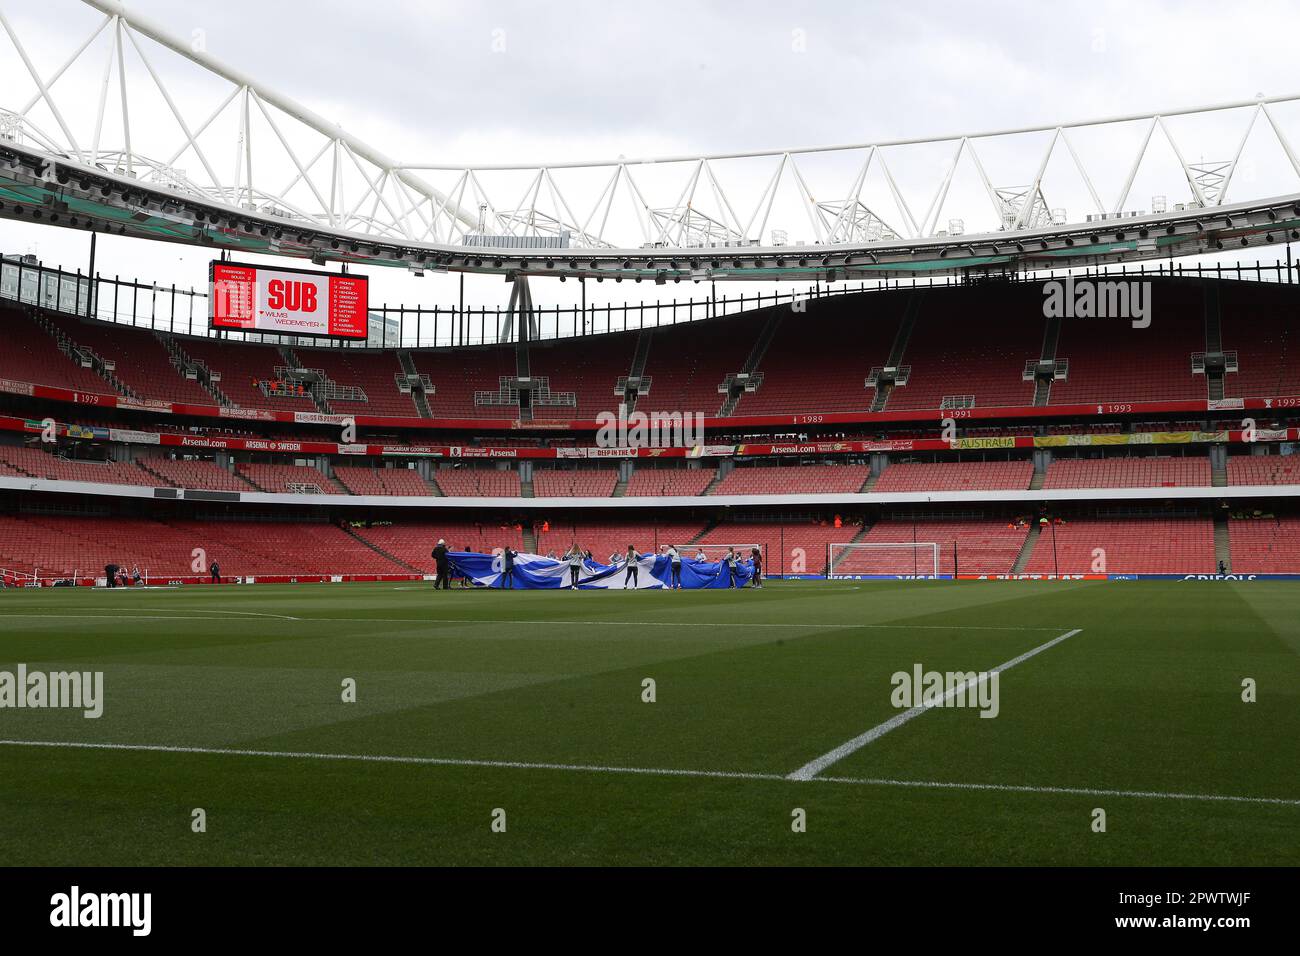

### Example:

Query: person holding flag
xmin=565 ymin=544 xmax=584 ymax=590
xmin=666 ymin=544 xmax=682 ymax=590
xmin=624 ymin=544 xmax=640 ymax=588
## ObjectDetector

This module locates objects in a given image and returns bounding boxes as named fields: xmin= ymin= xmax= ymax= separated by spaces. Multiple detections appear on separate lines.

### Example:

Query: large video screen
xmin=209 ymin=261 xmax=368 ymax=340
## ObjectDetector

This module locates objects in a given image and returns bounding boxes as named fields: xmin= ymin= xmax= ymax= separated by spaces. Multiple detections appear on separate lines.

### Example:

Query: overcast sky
xmin=3 ymin=0 xmax=1300 ymax=319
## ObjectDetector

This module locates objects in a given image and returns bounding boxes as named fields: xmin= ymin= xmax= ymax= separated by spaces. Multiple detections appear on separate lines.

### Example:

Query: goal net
xmin=828 ymin=542 xmax=940 ymax=578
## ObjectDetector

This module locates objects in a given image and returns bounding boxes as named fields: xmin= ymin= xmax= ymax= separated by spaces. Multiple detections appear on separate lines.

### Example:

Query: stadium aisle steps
xmin=1214 ymin=514 xmax=1232 ymax=573
xmin=1011 ymin=523 xmax=1040 ymax=574
xmin=828 ymin=522 xmax=871 ymax=574
xmin=341 ymin=525 xmax=421 ymax=572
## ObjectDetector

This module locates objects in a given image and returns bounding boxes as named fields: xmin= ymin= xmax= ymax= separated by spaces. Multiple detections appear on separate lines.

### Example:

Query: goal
xmin=827 ymin=541 xmax=940 ymax=578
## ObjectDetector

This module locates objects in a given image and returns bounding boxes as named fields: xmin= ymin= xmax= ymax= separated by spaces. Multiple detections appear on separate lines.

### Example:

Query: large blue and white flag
xmin=448 ymin=551 xmax=754 ymax=590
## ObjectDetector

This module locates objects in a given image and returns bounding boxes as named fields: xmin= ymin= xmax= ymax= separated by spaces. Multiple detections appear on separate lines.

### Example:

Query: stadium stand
xmin=180 ymin=338 xmax=316 ymax=411
xmin=432 ymin=467 xmax=522 ymax=497
xmin=235 ymin=462 xmax=346 ymax=494
xmin=624 ymin=468 xmax=717 ymax=497
xmin=733 ymin=301 xmax=901 ymax=414
xmin=44 ymin=314 xmax=212 ymax=405
xmin=640 ymin=317 xmax=760 ymax=416
xmin=531 ymin=468 xmax=619 ymax=497
xmin=350 ymin=521 xmax=526 ymax=572
xmin=1227 ymin=516 xmax=1300 ymax=573
xmin=872 ymin=460 xmax=1034 ymax=493
xmin=529 ymin=335 xmax=637 ymax=421
xmin=332 ymin=465 xmax=434 ymax=496
xmin=0 ymin=307 xmax=120 ymax=394
xmin=138 ymin=456 xmax=251 ymax=492
xmin=1042 ymin=456 xmax=1211 ymax=489
xmin=0 ymin=446 xmax=155 ymax=485
xmin=712 ymin=464 xmax=871 ymax=496
xmin=0 ymin=514 xmax=407 ymax=578
xmin=833 ymin=519 xmax=1030 ymax=575
xmin=165 ymin=519 xmax=402 ymax=574
xmin=1219 ymin=282 xmax=1300 ymax=398
xmin=409 ymin=346 xmax=519 ymax=419
xmin=1048 ymin=283 xmax=1206 ymax=404
xmin=292 ymin=347 xmax=422 ymax=418
xmin=884 ymin=292 xmax=1040 ymax=410
xmin=1022 ymin=517 xmax=1216 ymax=574
xmin=1226 ymin=454 xmax=1300 ymax=486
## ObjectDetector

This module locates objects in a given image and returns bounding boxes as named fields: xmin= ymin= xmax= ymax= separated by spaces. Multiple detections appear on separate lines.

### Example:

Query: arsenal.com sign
xmin=210 ymin=261 xmax=368 ymax=340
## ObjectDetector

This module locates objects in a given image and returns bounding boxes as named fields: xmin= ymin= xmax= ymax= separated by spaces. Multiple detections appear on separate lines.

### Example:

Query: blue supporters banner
xmin=448 ymin=551 xmax=756 ymax=590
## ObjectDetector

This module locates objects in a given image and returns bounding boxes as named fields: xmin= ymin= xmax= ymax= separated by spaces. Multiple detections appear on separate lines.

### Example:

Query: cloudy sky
xmin=3 ymin=0 xmax=1299 ymax=321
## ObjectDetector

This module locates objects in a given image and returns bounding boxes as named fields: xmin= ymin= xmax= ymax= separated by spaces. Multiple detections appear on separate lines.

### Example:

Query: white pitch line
xmin=0 ymin=737 xmax=1293 ymax=807
xmin=786 ymin=627 xmax=1084 ymax=781
xmin=811 ymin=775 xmax=1300 ymax=806
xmin=0 ymin=739 xmax=779 ymax=782
xmin=0 ymin=610 xmax=301 ymax=622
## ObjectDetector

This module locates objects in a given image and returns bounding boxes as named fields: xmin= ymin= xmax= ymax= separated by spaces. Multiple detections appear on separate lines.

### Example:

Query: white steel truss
xmin=2 ymin=0 xmax=1300 ymax=268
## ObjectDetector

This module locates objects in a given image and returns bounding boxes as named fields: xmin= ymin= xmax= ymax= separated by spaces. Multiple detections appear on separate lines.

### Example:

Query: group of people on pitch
xmin=428 ymin=540 xmax=763 ymax=590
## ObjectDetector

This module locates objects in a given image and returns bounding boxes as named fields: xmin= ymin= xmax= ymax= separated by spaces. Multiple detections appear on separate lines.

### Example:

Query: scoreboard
xmin=209 ymin=262 xmax=368 ymax=340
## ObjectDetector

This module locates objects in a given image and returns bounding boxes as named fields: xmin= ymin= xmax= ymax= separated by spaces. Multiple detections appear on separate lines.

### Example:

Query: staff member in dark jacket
xmin=104 ymin=562 xmax=120 ymax=588
xmin=431 ymin=539 xmax=451 ymax=590
xmin=501 ymin=546 xmax=517 ymax=589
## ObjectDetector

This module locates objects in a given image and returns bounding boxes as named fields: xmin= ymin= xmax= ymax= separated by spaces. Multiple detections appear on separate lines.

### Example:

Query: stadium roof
xmin=2 ymin=0 xmax=1300 ymax=280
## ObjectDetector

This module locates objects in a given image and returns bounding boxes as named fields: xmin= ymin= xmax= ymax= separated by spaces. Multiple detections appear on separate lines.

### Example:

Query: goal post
xmin=827 ymin=541 xmax=940 ymax=578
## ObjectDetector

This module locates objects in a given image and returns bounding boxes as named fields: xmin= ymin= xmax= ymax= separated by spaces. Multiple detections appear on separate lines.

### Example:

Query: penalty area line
xmin=786 ymin=627 xmax=1083 ymax=781
xmin=0 ymin=738 xmax=1293 ymax=808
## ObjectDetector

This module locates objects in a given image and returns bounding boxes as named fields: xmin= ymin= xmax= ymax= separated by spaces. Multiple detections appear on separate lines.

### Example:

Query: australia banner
xmin=448 ymin=551 xmax=755 ymax=590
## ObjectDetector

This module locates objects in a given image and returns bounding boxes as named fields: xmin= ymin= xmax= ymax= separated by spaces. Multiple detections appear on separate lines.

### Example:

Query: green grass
xmin=0 ymin=579 xmax=1297 ymax=865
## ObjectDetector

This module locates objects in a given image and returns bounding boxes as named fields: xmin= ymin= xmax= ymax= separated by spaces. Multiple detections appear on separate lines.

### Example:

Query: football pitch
xmin=0 ymin=579 xmax=1297 ymax=866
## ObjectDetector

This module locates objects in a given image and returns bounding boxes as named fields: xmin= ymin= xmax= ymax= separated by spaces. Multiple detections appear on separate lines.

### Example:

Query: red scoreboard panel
xmin=209 ymin=262 xmax=369 ymax=340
